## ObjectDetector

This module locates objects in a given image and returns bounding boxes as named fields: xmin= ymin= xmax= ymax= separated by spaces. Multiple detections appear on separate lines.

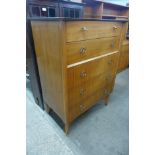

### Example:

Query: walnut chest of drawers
xmin=30 ymin=18 xmax=127 ymax=133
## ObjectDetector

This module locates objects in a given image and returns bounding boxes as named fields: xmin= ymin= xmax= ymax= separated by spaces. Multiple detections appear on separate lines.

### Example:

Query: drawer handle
xmin=80 ymin=71 xmax=87 ymax=77
xmin=108 ymin=60 xmax=113 ymax=65
xmin=113 ymin=26 xmax=118 ymax=30
xmin=81 ymin=27 xmax=88 ymax=31
xmin=80 ymin=88 xmax=86 ymax=96
xmin=80 ymin=47 xmax=87 ymax=54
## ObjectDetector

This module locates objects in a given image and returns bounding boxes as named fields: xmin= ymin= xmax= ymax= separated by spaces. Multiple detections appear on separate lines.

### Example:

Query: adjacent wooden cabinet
xmin=83 ymin=1 xmax=129 ymax=72
xmin=118 ymin=40 xmax=129 ymax=72
xmin=30 ymin=18 xmax=127 ymax=133
xmin=103 ymin=2 xmax=129 ymax=18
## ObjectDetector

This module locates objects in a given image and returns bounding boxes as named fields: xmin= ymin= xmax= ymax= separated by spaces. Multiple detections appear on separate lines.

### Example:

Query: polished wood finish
xmin=66 ymin=37 xmax=120 ymax=64
xmin=31 ymin=18 xmax=127 ymax=133
xmin=67 ymin=51 xmax=119 ymax=89
xmin=69 ymin=84 xmax=113 ymax=122
xmin=67 ymin=52 xmax=119 ymax=122
xmin=66 ymin=21 xmax=122 ymax=42
xmin=31 ymin=21 xmax=67 ymax=122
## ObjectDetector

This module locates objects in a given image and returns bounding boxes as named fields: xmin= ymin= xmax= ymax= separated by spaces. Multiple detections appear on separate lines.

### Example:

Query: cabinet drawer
xmin=67 ymin=52 xmax=119 ymax=89
xmin=65 ymin=21 xmax=122 ymax=42
xmin=66 ymin=37 xmax=120 ymax=65
xmin=68 ymin=73 xmax=115 ymax=106
xmin=68 ymin=84 xmax=113 ymax=122
xmin=80 ymin=84 xmax=114 ymax=113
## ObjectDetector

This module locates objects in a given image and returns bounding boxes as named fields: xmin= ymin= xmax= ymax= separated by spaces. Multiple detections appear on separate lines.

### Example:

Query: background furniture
xmin=30 ymin=18 xmax=127 ymax=133
xmin=118 ymin=40 xmax=129 ymax=72
xmin=101 ymin=1 xmax=129 ymax=72
xmin=26 ymin=1 xmax=44 ymax=109
xmin=83 ymin=0 xmax=129 ymax=19
xmin=83 ymin=0 xmax=104 ymax=18
xmin=28 ymin=0 xmax=84 ymax=18
xmin=102 ymin=1 xmax=129 ymax=20
xmin=26 ymin=21 xmax=44 ymax=109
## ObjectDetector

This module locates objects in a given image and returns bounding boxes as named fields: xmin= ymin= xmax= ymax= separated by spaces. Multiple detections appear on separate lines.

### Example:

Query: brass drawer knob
xmin=113 ymin=26 xmax=118 ymax=31
xmin=80 ymin=88 xmax=86 ymax=96
xmin=80 ymin=71 xmax=87 ymax=77
xmin=81 ymin=27 xmax=88 ymax=31
xmin=80 ymin=47 xmax=87 ymax=54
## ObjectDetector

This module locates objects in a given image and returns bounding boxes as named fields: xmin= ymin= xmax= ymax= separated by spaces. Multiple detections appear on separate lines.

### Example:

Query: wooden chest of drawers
xmin=30 ymin=18 xmax=127 ymax=133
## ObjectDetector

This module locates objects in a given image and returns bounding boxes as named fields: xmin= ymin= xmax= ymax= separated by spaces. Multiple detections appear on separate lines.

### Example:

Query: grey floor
xmin=26 ymin=69 xmax=129 ymax=155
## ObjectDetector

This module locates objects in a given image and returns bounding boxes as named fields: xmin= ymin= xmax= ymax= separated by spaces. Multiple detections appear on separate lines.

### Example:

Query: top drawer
xmin=65 ymin=21 xmax=122 ymax=42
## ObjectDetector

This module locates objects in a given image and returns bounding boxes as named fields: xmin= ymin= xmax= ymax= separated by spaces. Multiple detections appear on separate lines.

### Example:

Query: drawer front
xmin=67 ymin=52 xmax=119 ymax=90
xmin=68 ymin=73 xmax=115 ymax=106
xmin=68 ymin=84 xmax=113 ymax=122
xmin=80 ymin=84 xmax=114 ymax=113
xmin=66 ymin=37 xmax=120 ymax=65
xmin=66 ymin=21 xmax=122 ymax=42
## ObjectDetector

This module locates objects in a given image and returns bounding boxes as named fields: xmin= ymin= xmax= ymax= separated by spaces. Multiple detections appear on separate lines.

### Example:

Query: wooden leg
xmin=44 ymin=103 xmax=50 ymax=113
xmin=104 ymin=95 xmax=109 ymax=105
xmin=64 ymin=123 xmax=69 ymax=135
